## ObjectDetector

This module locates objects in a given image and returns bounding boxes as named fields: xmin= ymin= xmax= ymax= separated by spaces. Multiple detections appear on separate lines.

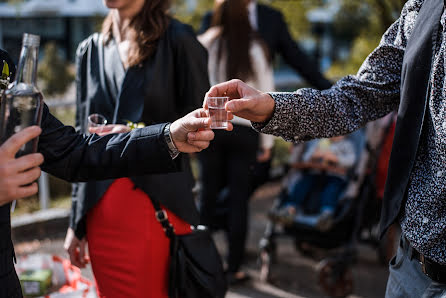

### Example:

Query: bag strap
xmin=147 ymin=196 xmax=176 ymax=239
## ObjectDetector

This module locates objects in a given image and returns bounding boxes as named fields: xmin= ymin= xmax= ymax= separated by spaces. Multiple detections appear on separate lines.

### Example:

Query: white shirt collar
xmin=247 ymin=0 xmax=258 ymax=30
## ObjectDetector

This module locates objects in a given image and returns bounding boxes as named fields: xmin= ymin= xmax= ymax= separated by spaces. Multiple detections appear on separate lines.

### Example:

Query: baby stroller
xmin=258 ymin=113 xmax=398 ymax=298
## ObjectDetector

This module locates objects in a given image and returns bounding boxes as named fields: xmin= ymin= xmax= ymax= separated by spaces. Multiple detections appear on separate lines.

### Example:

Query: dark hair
xmin=212 ymin=0 xmax=268 ymax=81
xmin=102 ymin=0 xmax=171 ymax=67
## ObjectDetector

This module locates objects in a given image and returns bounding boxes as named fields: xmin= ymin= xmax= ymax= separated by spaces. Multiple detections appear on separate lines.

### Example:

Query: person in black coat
xmin=62 ymin=0 xmax=212 ymax=295
xmin=0 ymin=48 xmax=216 ymax=298
xmin=199 ymin=0 xmax=332 ymax=90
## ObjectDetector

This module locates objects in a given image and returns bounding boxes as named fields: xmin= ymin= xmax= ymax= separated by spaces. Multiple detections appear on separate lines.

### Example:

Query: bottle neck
xmin=15 ymin=45 xmax=38 ymax=86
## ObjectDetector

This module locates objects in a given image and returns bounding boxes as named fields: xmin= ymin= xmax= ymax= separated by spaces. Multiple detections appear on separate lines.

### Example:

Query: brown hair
xmin=102 ymin=0 xmax=171 ymax=67
xmin=211 ymin=0 xmax=268 ymax=81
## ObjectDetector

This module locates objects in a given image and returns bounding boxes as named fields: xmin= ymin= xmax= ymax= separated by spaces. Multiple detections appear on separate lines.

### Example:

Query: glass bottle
xmin=0 ymin=33 xmax=44 ymax=156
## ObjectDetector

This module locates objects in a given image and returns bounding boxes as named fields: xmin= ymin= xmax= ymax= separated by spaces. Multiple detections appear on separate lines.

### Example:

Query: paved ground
xmin=13 ymin=182 xmax=390 ymax=298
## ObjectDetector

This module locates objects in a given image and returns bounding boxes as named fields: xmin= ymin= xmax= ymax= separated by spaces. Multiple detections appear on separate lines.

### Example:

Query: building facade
xmin=0 ymin=0 xmax=108 ymax=62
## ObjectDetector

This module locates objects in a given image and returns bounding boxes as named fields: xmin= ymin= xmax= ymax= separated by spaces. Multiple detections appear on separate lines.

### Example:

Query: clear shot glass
xmin=207 ymin=96 xmax=229 ymax=129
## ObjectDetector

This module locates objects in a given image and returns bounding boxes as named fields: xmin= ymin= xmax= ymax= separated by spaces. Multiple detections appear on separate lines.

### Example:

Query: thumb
xmin=225 ymin=98 xmax=253 ymax=113
xmin=183 ymin=116 xmax=211 ymax=131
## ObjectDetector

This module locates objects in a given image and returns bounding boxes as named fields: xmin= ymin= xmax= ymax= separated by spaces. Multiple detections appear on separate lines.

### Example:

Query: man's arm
xmin=275 ymin=11 xmax=332 ymax=90
xmin=206 ymin=1 xmax=421 ymax=143
xmin=39 ymin=106 xmax=218 ymax=182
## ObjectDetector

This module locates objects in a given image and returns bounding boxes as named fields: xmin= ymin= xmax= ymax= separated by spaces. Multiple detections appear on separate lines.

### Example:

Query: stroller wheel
xmin=259 ymin=249 xmax=271 ymax=282
xmin=317 ymin=258 xmax=353 ymax=298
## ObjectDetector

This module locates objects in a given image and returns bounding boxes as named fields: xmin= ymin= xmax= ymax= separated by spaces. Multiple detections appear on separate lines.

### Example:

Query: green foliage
xmin=260 ymin=0 xmax=322 ymax=40
xmin=327 ymin=0 xmax=405 ymax=79
xmin=38 ymin=42 xmax=74 ymax=97
xmin=170 ymin=0 xmax=215 ymax=31
xmin=327 ymin=34 xmax=381 ymax=79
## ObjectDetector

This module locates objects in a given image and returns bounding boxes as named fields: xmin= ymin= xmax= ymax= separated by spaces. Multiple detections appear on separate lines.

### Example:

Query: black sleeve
xmin=198 ymin=11 xmax=213 ymax=34
xmin=39 ymin=105 xmax=178 ymax=182
xmin=276 ymin=12 xmax=332 ymax=90
xmin=175 ymin=24 xmax=210 ymax=114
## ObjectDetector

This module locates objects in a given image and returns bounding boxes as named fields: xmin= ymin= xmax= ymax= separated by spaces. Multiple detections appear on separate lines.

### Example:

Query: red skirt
xmin=86 ymin=178 xmax=191 ymax=298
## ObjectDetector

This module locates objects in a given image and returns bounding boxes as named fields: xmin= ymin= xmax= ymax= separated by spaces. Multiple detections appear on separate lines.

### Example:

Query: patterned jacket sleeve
xmin=252 ymin=0 xmax=423 ymax=143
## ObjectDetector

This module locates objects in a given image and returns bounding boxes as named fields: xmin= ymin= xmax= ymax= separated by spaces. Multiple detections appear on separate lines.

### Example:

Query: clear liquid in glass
xmin=0 ymin=85 xmax=43 ymax=156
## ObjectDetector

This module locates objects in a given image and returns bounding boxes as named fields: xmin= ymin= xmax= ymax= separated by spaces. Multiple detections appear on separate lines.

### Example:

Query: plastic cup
xmin=207 ymin=97 xmax=229 ymax=129
xmin=87 ymin=113 xmax=107 ymax=134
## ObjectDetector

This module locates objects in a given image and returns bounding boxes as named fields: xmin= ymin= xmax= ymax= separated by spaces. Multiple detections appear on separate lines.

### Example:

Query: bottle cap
xmin=22 ymin=33 xmax=40 ymax=47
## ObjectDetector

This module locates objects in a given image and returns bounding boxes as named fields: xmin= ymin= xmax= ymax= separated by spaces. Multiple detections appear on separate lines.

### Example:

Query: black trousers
xmin=0 ymin=209 xmax=22 ymax=298
xmin=198 ymin=125 xmax=259 ymax=273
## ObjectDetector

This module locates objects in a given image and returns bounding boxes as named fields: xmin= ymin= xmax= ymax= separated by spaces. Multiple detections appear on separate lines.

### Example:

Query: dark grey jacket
xmin=70 ymin=19 xmax=209 ymax=239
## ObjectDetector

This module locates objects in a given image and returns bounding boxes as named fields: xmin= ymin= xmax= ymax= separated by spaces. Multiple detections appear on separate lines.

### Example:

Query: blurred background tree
xmin=171 ymin=0 xmax=214 ymax=31
xmin=37 ymin=42 xmax=74 ymax=97
xmin=327 ymin=0 xmax=406 ymax=78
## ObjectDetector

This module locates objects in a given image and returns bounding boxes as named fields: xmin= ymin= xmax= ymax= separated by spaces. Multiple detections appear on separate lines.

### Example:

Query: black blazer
xmin=199 ymin=4 xmax=332 ymax=90
xmin=1 ymin=104 xmax=180 ymax=275
xmin=0 ymin=48 xmax=181 ymax=293
xmin=71 ymin=19 xmax=209 ymax=238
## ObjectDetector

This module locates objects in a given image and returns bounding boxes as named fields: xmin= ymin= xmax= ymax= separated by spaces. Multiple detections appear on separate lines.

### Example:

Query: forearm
xmin=253 ymin=76 xmax=399 ymax=143
xmin=39 ymin=107 xmax=177 ymax=182
xmin=255 ymin=1 xmax=420 ymax=143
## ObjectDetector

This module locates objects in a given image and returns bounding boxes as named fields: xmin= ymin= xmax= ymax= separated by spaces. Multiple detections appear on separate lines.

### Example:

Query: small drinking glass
xmin=207 ymin=96 xmax=229 ymax=129
xmin=88 ymin=113 xmax=107 ymax=134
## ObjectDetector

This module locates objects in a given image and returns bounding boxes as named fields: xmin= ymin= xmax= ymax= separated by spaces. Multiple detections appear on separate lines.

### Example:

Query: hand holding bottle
xmin=0 ymin=126 xmax=44 ymax=206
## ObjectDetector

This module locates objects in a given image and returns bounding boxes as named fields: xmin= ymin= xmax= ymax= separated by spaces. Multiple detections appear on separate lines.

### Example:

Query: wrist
xmin=261 ymin=92 xmax=276 ymax=123
xmin=163 ymin=123 xmax=180 ymax=159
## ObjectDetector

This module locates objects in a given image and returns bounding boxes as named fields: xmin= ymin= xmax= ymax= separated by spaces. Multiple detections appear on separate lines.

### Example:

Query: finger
xmin=11 ymin=167 xmax=41 ymax=187
xmin=225 ymin=98 xmax=255 ymax=113
xmin=0 ymin=126 xmax=41 ymax=159
xmin=69 ymin=247 xmax=82 ymax=268
xmin=89 ymin=125 xmax=112 ymax=134
xmin=79 ymin=241 xmax=86 ymax=268
xmin=13 ymin=153 xmax=44 ymax=173
xmin=188 ymin=108 xmax=208 ymax=118
xmin=187 ymin=140 xmax=210 ymax=151
xmin=226 ymin=122 xmax=234 ymax=131
xmin=183 ymin=116 xmax=211 ymax=131
xmin=206 ymin=79 xmax=244 ymax=99
xmin=12 ymin=182 xmax=39 ymax=200
xmin=187 ymin=130 xmax=214 ymax=142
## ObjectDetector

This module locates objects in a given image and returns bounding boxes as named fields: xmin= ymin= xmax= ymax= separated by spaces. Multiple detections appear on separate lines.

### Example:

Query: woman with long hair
xmin=63 ymin=0 xmax=209 ymax=296
xmin=198 ymin=0 xmax=275 ymax=284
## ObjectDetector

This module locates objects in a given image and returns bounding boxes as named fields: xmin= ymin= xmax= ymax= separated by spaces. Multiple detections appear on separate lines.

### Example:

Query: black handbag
xmin=149 ymin=196 xmax=227 ymax=298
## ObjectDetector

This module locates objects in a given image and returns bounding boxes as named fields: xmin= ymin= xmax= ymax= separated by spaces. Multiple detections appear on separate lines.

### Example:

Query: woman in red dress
xmin=63 ymin=0 xmax=210 ymax=296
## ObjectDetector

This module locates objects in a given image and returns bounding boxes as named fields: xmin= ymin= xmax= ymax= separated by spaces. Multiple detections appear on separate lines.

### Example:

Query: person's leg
xmin=225 ymin=126 xmax=258 ymax=277
xmin=197 ymin=130 xmax=226 ymax=227
xmin=286 ymin=173 xmax=317 ymax=209
xmin=318 ymin=176 xmax=347 ymax=213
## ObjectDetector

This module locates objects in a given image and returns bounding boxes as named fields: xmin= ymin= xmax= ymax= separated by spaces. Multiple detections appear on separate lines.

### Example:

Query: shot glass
xmin=87 ymin=113 xmax=107 ymax=134
xmin=207 ymin=96 xmax=229 ymax=129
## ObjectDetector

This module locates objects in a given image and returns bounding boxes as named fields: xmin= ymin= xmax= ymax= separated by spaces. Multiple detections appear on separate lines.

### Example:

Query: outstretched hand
xmin=205 ymin=79 xmax=275 ymax=123
xmin=171 ymin=108 xmax=230 ymax=153
xmin=0 ymin=126 xmax=44 ymax=206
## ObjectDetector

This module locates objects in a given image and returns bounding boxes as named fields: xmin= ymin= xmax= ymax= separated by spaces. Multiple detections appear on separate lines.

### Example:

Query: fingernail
xmin=189 ymin=133 xmax=196 ymax=140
